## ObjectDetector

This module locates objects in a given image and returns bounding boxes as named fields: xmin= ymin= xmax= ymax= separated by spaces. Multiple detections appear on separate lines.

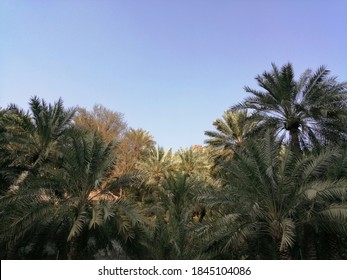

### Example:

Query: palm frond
xmin=67 ymin=207 xmax=87 ymax=241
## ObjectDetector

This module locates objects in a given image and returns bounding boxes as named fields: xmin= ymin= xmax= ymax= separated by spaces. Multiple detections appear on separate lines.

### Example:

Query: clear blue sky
xmin=1 ymin=0 xmax=346 ymax=150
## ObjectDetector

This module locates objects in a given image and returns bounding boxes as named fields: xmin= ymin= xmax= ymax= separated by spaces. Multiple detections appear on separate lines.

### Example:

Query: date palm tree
xmin=176 ymin=146 xmax=213 ymax=178
xmin=0 ymin=96 xmax=76 ymax=190
xmin=145 ymin=172 xmax=203 ymax=259
xmin=196 ymin=131 xmax=347 ymax=259
xmin=138 ymin=146 xmax=175 ymax=188
xmin=205 ymin=109 xmax=259 ymax=151
xmin=0 ymin=131 xmax=144 ymax=259
xmin=234 ymin=63 xmax=347 ymax=153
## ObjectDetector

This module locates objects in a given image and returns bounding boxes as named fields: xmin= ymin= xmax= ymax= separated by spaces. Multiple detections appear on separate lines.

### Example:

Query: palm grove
xmin=1 ymin=63 xmax=347 ymax=260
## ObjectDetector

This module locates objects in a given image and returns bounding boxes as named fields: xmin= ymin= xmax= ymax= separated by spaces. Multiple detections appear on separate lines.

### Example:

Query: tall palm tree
xmin=0 ymin=131 xmax=144 ymax=259
xmin=0 ymin=96 xmax=76 ymax=190
xmin=234 ymin=63 xmax=347 ymax=153
xmin=196 ymin=131 xmax=347 ymax=259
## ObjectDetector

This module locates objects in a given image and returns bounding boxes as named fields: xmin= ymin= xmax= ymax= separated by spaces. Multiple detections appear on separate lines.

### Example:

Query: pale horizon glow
xmin=1 ymin=0 xmax=346 ymax=149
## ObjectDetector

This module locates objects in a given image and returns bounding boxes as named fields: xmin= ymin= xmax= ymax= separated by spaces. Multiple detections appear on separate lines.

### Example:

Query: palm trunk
xmin=289 ymin=128 xmax=301 ymax=154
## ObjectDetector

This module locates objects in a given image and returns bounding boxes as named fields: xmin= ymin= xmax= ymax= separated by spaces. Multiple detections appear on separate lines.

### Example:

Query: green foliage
xmin=1 ymin=63 xmax=347 ymax=259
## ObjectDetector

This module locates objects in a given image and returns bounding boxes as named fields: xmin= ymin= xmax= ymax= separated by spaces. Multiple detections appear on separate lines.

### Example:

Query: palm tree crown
xmin=234 ymin=63 xmax=347 ymax=152
xmin=205 ymin=109 xmax=258 ymax=150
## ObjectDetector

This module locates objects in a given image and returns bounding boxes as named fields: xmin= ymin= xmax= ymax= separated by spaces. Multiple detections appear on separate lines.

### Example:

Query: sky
xmin=1 ymin=0 xmax=346 ymax=150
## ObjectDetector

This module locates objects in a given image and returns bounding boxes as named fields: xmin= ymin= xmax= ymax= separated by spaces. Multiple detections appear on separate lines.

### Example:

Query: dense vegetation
xmin=1 ymin=63 xmax=347 ymax=259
